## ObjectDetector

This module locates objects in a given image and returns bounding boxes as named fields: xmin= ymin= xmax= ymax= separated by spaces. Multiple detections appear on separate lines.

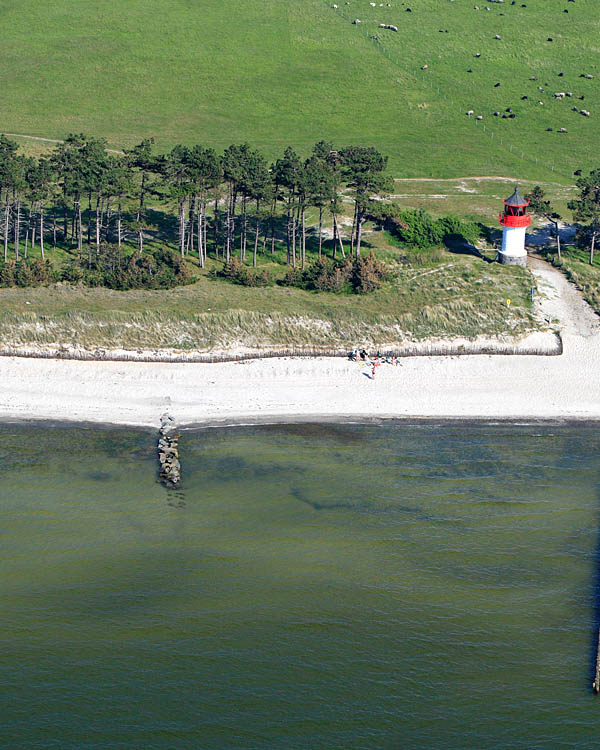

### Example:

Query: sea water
xmin=1 ymin=421 xmax=599 ymax=749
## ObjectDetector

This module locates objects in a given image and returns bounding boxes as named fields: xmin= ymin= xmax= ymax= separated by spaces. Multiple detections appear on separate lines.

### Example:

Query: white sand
xmin=0 ymin=259 xmax=598 ymax=427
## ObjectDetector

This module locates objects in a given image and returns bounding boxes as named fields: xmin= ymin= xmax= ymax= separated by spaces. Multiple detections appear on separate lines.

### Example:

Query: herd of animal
xmin=331 ymin=0 xmax=595 ymax=136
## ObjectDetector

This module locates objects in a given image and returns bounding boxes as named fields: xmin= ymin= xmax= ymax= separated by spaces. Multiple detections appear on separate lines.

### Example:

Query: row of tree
xmin=0 ymin=134 xmax=391 ymax=268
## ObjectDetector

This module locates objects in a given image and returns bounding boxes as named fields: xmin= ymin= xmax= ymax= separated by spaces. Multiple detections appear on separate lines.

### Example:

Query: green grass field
xmin=1 ymin=0 xmax=598 ymax=179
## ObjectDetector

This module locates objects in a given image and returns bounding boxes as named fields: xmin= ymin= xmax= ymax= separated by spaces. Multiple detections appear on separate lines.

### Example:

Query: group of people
xmin=349 ymin=348 xmax=402 ymax=379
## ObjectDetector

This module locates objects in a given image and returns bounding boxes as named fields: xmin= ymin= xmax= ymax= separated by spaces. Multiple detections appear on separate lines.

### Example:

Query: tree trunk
xmin=179 ymin=199 xmax=186 ymax=258
xmin=291 ymin=215 xmax=296 ymax=268
xmin=87 ymin=192 xmax=92 ymax=247
xmin=240 ymin=194 xmax=247 ymax=260
xmin=187 ymin=198 xmax=195 ymax=256
xmin=117 ymin=201 xmax=122 ymax=251
xmin=14 ymin=198 xmax=20 ymax=261
xmin=269 ymin=192 xmax=276 ymax=255
xmin=76 ymin=200 xmax=83 ymax=259
xmin=225 ymin=189 xmax=231 ymax=262
xmin=203 ymin=201 xmax=208 ymax=262
xmin=286 ymin=204 xmax=291 ymax=265
xmin=355 ymin=210 xmax=363 ymax=258
xmin=213 ymin=197 xmax=219 ymax=259
xmin=62 ymin=201 xmax=67 ymax=242
xmin=138 ymin=171 xmax=146 ymax=219
xmin=30 ymin=205 xmax=36 ymax=250
xmin=52 ymin=210 xmax=57 ymax=250
xmin=197 ymin=202 xmax=204 ymax=268
xmin=350 ymin=202 xmax=358 ymax=255
xmin=40 ymin=204 xmax=45 ymax=261
xmin=318 ymin=206 xmax=323 ymax=259
xmin=553 ymin=220 xmax=561 ymax=261
xmin=4 ymin=197 xmax=9 ymax=262
xmin=95 ymin=196 xmax=101 ymax=254
xmin=332 ymin=213 xmax=345 ymax=258
xmin=301 ymin=206 xmax=306 ymax=269
xmin=253 ymin=199 xmax=260 ymax=268
xmin=591 ymin=231 xmax=597 ymax=266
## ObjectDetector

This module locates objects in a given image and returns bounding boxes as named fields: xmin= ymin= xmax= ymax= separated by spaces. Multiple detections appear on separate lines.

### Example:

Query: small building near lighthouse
xmin=498 ymin=186 xmax=530 ymax=266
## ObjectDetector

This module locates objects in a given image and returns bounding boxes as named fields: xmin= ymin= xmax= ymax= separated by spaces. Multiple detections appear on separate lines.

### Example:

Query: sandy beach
xmin=0 ymin=259 xmax=598 ymax=427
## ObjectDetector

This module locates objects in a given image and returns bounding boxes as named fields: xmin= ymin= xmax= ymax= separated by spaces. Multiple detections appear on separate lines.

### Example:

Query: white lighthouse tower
xmin=498 ymin=186 xmax=531 ymax=266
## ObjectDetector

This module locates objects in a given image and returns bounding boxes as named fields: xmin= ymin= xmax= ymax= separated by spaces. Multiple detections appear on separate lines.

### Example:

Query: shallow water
xmin=1 ymin=421 xmax=600 ymax=749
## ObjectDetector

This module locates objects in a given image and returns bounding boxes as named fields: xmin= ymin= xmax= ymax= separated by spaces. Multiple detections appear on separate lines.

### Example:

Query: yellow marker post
xmin=506 ymin=299 xmax=511 ymax=307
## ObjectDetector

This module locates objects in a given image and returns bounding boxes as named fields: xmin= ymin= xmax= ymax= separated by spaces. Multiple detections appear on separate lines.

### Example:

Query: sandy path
xmin=0 ymin=259 xmax=597 ymax=427
xmin=3 ymin=133 xmax=124 ymax=154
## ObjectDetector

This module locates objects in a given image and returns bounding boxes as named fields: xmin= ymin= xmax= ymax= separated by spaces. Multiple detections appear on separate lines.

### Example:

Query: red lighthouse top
xmin=499 ymin=186 xmax=531 ymax=228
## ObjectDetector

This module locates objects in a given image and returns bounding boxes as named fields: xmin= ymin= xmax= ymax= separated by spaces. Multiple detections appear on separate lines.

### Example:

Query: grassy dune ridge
xmin=0 ymin=252 xmax=536 ymax=350
xmin=1 ymin=0 xmax=598 ymax=177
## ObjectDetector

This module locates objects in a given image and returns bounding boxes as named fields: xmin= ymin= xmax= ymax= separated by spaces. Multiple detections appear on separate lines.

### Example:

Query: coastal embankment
xmin=0 ymin=259 xmax=597 ymax=426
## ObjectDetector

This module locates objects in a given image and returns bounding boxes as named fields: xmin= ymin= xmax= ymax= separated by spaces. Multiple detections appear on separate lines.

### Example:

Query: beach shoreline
xmin=0 ymin=259 xmax=597 ymax=428
xmin=0 ymin=342 xmax=597 ymax=427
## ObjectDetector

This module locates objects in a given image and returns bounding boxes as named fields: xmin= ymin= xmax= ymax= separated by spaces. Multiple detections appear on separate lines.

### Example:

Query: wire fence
xmin=320 ymin=1 xmax=594 ymax=181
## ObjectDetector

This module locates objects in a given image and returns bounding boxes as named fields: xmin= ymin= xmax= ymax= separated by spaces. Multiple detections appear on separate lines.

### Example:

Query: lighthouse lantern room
xmin=498 ymin=185 xmax=531 ymax=266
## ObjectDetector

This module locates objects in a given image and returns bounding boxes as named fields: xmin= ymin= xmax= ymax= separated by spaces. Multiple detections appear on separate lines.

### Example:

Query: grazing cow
xmin=475 ymin=115 xmax=483 ymax=120
xmin=581 ymin=110 xmax=591 ymax=116
xmin=466 ymin=110 xmax=474 ymax=116
xmin=559 ymin=128 xmax=568 ymax=133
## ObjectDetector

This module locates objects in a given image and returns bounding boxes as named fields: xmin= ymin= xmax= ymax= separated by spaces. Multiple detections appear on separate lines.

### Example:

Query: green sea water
xmin=1 ymin=421 xmax=600 ymax=749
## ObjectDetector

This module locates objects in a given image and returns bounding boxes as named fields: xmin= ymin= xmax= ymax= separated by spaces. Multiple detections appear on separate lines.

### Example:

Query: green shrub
xmin=0 ymin=258 xmax=56 ymax=287
xmin=59 ymin=246 xmax=192 ymax=290
xmin=366 ymin=202 xmax=482 ymax=249
xmin=219 ymin=257 xmax=271 ymax=287
xmin=279 ymin=253 xmax=387 ymax=295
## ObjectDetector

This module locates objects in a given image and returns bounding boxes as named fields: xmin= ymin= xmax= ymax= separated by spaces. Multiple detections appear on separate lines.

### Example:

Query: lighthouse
xmin=498 ymin=185 xmax=531 ymax=266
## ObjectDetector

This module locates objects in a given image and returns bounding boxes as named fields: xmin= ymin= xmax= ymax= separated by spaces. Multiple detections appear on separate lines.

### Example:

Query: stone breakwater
xmin=158 ymin=414 xmax=181 ymax=487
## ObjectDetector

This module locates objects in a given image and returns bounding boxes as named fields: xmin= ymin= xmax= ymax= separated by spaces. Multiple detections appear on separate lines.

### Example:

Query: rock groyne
xmin=158 ymin=414 xmax=181 ymax=487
